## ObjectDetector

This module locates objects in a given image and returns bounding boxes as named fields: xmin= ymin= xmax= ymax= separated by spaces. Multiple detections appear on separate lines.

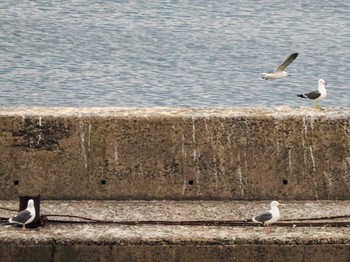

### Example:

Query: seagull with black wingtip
xmin=297 ymin=79 xmax=327 ymax=109
xmin=252 ymin=201 xmax=281 ymax=232
xmin=261 ymin=53 xmax=299 ymax=80
xmin=8 ymin=199 xmax=36 ymax=230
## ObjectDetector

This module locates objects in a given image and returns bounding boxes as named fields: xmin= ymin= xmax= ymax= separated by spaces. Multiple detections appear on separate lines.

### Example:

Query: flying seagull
xmin=297 ymin=79 xmax=327 ymax=109
xmin=261 ymin=53 xmax=299 ymax=80
xmin=8 ymin=199 xmax=36 ymax=229
xmin=252 ymin=201 xmax=280 ymax=231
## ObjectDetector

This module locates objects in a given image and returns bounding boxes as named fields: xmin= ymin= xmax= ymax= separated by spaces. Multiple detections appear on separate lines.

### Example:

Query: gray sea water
xmin=1 ymin=1 xmax=349 ymax=108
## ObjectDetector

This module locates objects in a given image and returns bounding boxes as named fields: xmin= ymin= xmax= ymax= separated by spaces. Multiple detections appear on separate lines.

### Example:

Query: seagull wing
xmin=253 ymin=212 xmax=272 ymax=223
xmin=302 ymin=91 xmax=321 ymax=100
xmin=8 ymin=210 xmax=32 ymax=225
xmin=275 ymin=53 xmax=298 ymax=72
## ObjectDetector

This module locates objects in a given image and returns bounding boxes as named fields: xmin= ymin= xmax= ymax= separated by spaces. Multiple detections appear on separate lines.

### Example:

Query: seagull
xmin=261 ymin=53 xmax=299 ymax=80
xmin=252 ymin=201 xmax=280 ymax=231
xmin=297 ymin=79 xmax=327 ymax=109
xmin=8 ymin=199 xmax=36 ymax=229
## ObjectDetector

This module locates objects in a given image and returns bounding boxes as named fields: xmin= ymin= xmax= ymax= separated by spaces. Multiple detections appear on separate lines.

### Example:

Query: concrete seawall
xmin=0 ymin=107 xmax=349 ymax=200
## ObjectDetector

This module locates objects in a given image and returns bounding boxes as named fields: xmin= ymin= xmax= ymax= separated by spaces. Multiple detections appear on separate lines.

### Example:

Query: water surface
xmin=0 ymin=1 xmax=349 ymax=107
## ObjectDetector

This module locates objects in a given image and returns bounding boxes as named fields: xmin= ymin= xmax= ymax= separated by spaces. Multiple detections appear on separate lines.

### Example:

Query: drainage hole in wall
xmin=14 ymin=180 xmax=19 ymax=186
xmin=282 ymin=179 xmax=288 ymax=185
xmin=101 ymin=180 xmax=106 ymax=185
xmin=188 ymin=180 xmax=194 ymax=185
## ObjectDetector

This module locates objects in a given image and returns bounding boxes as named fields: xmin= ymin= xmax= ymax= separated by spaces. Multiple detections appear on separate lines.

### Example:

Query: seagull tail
xmin=296 ymin=94 xmax=307 ymax=98
xmin=8 ymin=217 xmax=21 ymax=224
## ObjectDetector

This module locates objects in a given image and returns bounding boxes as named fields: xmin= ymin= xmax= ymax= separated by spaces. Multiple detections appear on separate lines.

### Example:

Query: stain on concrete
xmin=12 ymin=117 xmax=70 ymax=151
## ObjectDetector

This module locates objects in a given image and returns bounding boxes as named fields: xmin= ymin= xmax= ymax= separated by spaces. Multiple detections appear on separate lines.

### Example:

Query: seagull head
xmin=27 ymin=199 xmax=34 ymax=209
xmin=319 ymin=79 xmax=327 ymax=86
xmin=270 ymin=201 xmax=280 ymax=207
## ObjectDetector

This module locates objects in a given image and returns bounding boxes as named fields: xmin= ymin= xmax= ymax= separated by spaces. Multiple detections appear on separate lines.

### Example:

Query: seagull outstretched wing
xmin=276 ymin=53 xmax=298 ymax=72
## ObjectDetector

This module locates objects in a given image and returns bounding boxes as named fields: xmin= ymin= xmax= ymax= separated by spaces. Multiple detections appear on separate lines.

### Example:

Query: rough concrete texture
xmin=1 ymin=200 xmax=350 ymax=262
xmin=2 ymin=244 xmax=349 ymax=262
xmin=0 ymin=107 xmax=350 ymax=200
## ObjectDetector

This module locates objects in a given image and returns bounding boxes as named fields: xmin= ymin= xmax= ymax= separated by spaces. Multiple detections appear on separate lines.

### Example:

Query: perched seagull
xmin=252 ymin=201 xmax=280 ymax=231
xmin=8 ymin=199 xmax=36 ymax=229
xmin=297 ymin=79 xmax=327 ymax=109
xmin=261 ymin=53 xmax=299 ymax=80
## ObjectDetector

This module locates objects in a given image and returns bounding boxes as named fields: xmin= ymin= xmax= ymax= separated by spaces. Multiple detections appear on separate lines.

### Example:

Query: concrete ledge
xmin=1 ymin=200 xmax=350 ymax=261
xmin=0 ymin=107 xmax=350 ymax=200
xmin=1 ymin=244 xmax=350 ymax=262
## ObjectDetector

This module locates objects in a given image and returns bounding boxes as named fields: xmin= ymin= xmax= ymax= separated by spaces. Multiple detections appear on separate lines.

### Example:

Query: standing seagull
xmin=252 ymin=201 xmax=280 ymax=231
xmin=8 ymin=199 xmax=36 ymax=229
xmin=297 ymin=79 xmax=327 ymax=109
xmin=261 ymin=53 xmax=299 ymax=80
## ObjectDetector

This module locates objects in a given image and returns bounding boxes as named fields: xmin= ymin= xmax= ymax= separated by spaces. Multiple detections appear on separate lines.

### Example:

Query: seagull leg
xmin=265 ymin=224 xmax=271 ymax=233
xmin=314 ymin=100 xmax=320 ymax=110
xmin=22 ymin=224 xmax=29 ymax=231
xmin=266 ymin=224 xmax=275 ymax=233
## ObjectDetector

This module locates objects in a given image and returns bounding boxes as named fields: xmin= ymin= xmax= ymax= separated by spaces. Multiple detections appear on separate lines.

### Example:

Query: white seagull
xmin=297 ymin=79 xmax=327 ymax=109
xmin=252 ymin=201 xmax=280 ymax=231
xmin=8 ymin=199 xmax=36 ymax=229
xmin=261 ymin=53 xmax=299 ymax=80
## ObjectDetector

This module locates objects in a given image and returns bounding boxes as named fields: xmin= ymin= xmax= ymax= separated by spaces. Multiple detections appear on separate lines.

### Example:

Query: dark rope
xmin=39 ymin=214 xmax=350 ymax=227
xmin=0 ymin=207 xmax=17 ymax=212
xmin=42 ymin=213 xmax=350 ymax=224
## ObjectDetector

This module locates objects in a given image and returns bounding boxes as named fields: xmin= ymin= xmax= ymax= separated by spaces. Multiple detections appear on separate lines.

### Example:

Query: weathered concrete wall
xmin=1 ymin=243 xmax=350 ymax=262
xmin=0 ymin=107 xmax=349 ymax=200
